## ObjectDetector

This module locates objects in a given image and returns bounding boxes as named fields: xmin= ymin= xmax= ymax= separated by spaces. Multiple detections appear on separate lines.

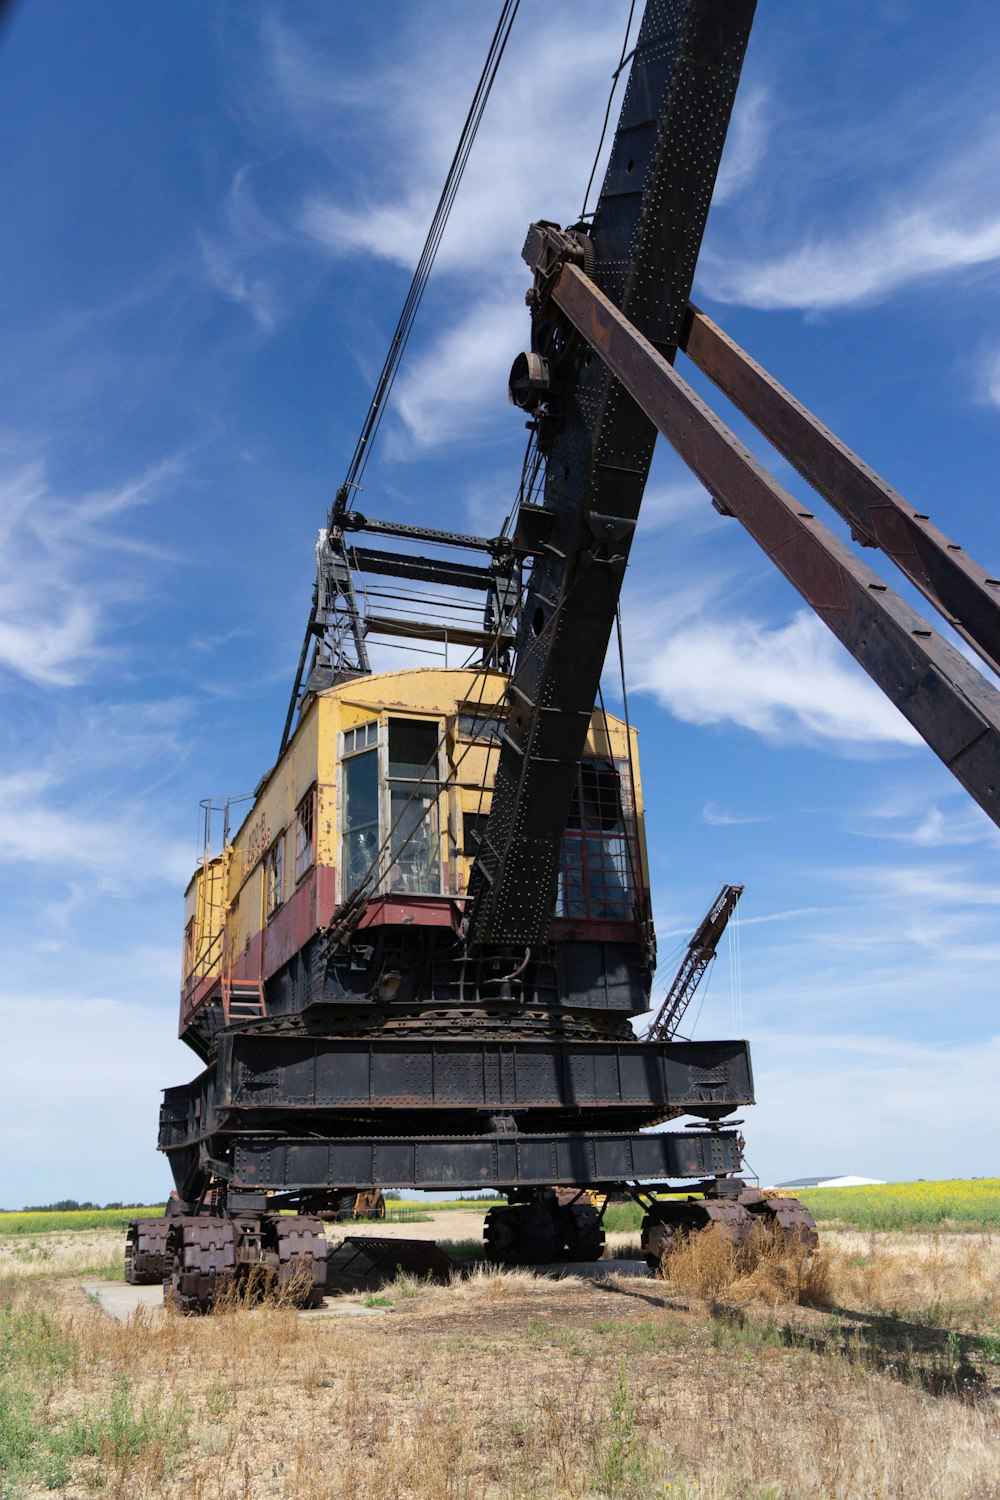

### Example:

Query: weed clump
xmin=664 ymin=1223 xmax=832 ymax=1307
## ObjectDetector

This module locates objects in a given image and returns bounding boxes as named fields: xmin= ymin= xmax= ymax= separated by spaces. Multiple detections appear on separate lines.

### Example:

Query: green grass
xmin=0 ymin=1294 xmax=186 ymax=1494
xmin=602 ymin=1203 xmax=645 ymax=1234
xmin=0 ymin=1206 xmax=164 ymax=1238
xmin=795 ymin=1178 xmax=1000 ymax=1232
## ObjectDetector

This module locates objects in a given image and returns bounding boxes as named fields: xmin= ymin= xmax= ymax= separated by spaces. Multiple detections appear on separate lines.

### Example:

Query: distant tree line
xmin=10 ymin=1199 xmax=166 ymax=1213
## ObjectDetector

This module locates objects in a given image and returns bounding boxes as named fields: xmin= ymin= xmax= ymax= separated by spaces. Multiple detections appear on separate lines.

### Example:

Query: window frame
xmin=383 ymin=716 xmax=444 ymax=897
xmin=183 ymin=915 xmax=197 ymax=977
xmin=340 ymin=720 xmax=381 ymax=898
xmin=556 ymin=757 xmax=639 ymax=922
xmin=293 ymin=784 xmax=317 ymax=883
xmin=264 ymin=831 xmax=285 ymax=919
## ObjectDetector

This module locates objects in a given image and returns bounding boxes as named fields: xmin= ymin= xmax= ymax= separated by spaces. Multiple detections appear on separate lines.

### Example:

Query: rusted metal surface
xmin=218 ymin=1033 xmax=753 ymax=1116
xmin=335 ymin=1236 xmax=457 ymax=1284
xmin=484 ymin=1203 xmax=559 ymax=1264
xmin=639 ymin=1198 xmax=753 ymax=1268
xmin=547 ymin=260 xmax=1000 ymax=830
xmin=559 ymin=1200 xmax=605 ymax=1262
xmin=124 ymin=1218 xmax=170 ymax=1285
xmin=362 ymin=614 xmax=516 ymax=650
xmin=162 ymin=1214 xmax=327 ymax=1313
xmin=166 ymin=1217 xmax=238 ymax=1314
xmin=230 ymin=1126 xmax=742 ymax=1193
xmin=483 ymin=1188 xmax=607 ymax=1265
xmin=748 ymin=1195 xmax=819 ymax=1249
xmin=639 ymin=1191 xmax=818 ymax=1268
xmin=268 ymin=1215 xmax=328 ymax=1307
xmin=681 ymin=305 xmax=1000 ymax=679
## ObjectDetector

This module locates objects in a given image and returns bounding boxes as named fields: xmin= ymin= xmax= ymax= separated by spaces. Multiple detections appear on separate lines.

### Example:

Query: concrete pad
xmin=82 ymin=1282 xmax=165 ymax=1322
xmin=82 ymin=1281 xmax=390 ymax=1322
xmin=300 ymin=1300 xmax=389 ymax=1319
xmin=537 ymin=1259 xmax=653 ymax=1280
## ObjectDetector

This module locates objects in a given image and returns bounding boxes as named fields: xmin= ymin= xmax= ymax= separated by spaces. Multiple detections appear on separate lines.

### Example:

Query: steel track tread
xmin=559 ymin=1202 xmax=606 ymax=1262
xmin=124 ymin=1218 xmax=170 ymax=1285
xmin=639 ymin=1195 xmax=818 ymax=1269
xmin=165 ymin=1216 xmax=238 ymax=1313
xmin=267 ymin=1216 xmax=328 ymax=1307
xmin=747 ymin=1197 xmax=819 ymax=1249
xmin=483 ymin=1204 xmax=560 ymax=1265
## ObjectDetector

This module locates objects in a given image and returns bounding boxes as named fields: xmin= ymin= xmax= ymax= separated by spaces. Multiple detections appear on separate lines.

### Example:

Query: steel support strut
xmin=547 ymin=262 xmax=1000 ymax=828
xmin=680 ymin=305 xmax=1000 ymax=679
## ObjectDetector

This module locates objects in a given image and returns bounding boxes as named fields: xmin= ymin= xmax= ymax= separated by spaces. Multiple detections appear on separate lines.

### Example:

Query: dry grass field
xmin=2 ymin=1211 xmax=999 ymax=1500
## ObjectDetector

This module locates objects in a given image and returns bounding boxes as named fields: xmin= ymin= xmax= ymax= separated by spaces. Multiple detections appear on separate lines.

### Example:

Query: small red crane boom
xmin=646 ymin=884 xmax=744 ymax=1042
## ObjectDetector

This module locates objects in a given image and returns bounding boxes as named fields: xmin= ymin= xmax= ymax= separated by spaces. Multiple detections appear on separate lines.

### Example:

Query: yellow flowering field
xmin=795 ymin=1178 xmax=1000 ymax=1231
xmin=0 ymin=1207 xmax=165 ymax=1237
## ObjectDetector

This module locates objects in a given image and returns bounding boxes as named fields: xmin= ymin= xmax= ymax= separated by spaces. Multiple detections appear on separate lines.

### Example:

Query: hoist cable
xmin=579 ymin=0 xmax=637 ymax=221
xmin=335 ymin=0 xmax=521 ymax=512
xmin=282 ymin=0 xmax=521 ymax=752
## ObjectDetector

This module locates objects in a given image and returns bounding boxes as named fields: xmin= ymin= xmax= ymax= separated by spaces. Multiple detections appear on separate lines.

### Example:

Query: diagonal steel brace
xmin=547 ymin=261 xmax=1000 ymax=829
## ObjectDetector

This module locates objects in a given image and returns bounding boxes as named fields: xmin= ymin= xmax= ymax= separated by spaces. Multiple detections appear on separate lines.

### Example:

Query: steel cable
xmin=336 ymin=0 xmax=521 ymax=510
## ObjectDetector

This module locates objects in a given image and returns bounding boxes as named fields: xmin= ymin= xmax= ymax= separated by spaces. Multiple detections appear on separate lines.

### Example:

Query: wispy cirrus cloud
xmin=197 ymin=165 xmax=294 ymax=333
xmin=0 ymin=445 xmax=183 ymax=687
xmin=701 ymin=100 xmax=1000 ymax=312
xmin=702 ymin=801 xmax=771 ymax=826
xmin=207 ymin=8 xmax=776 ymax=444
xmin=979 ymin=346 xmax=1000 ymax=408
xmin=703 ymin=202 xmax=1000 ymax=312
xmin=712 ymin=83 xmax=771 ymax=206
xmin=841 ymin=861 xmax=1000 ymax=910
xmin=0 ymin=768 xmax=192 ymax=887
xmin=854 ymin=794 xmax=1000 ymax=851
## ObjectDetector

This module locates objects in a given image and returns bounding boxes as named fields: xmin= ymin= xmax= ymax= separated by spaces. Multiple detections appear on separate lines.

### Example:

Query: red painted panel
xmin=262 ymin=871 xmax=320 ymax=978
xmin=232 ymin=930 xmax=264 ymax=986
xmin=316 ymin=864 xmax=338 ymax=926
xmin=357 ymin=894 xmax=463 ymax=934
xmin=549 ymin=916 xmax=642 ymax=945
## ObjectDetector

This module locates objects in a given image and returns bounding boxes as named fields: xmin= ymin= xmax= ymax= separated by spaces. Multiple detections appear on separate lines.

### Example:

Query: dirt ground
xmin=3 ymin=1215 xmax=1000 ymax=1499
xmin=341 ymin=1208 xmax=491 ymax=1246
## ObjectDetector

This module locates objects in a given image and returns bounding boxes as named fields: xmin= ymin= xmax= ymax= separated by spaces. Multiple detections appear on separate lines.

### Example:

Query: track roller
xmin=483 ymin=1202 xmax=559 ymax=1265
xmin=640 ymin=1199 xmax=753 ymax=1269
xmin=746 ymin=1196 xmax=819 ymax=1249
xmin=124 ymin=1218 xmax=170 ymax=1285
xmin=558 ymin=1201 xmax=606 ymax=1262
xmin=165 ymin=1216 xmax=237 ymax=1313
xmin=266 ymin=1216 xmax=328 ymax=1307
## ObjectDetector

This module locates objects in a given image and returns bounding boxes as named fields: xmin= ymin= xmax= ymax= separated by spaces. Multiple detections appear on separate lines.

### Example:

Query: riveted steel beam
xmin=681 ymin=305 xmax=1000 ymax=678
xmin=349 ymin=546 xmax=497 ymax=592
xmin=551 ymin=262 xmax=1000 ymax=828
xmin=364 ymin=615 xmax=515 ymax=650
xmin=230 ymin=1128 xmax=742 ymax=1191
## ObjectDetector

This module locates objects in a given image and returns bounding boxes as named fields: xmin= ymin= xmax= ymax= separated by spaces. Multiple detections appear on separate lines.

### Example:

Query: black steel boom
xmin=465 ymin=0 xmax=757 ymax=950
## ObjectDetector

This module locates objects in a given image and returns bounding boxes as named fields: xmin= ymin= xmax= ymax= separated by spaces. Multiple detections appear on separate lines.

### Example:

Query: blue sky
xmin=2 ymin=0 xmax=999 ymax=1207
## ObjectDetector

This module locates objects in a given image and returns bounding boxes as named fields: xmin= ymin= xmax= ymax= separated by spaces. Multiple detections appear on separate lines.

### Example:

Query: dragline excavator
xmin=127 ymin=0 xmax=1000 ymax=1309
